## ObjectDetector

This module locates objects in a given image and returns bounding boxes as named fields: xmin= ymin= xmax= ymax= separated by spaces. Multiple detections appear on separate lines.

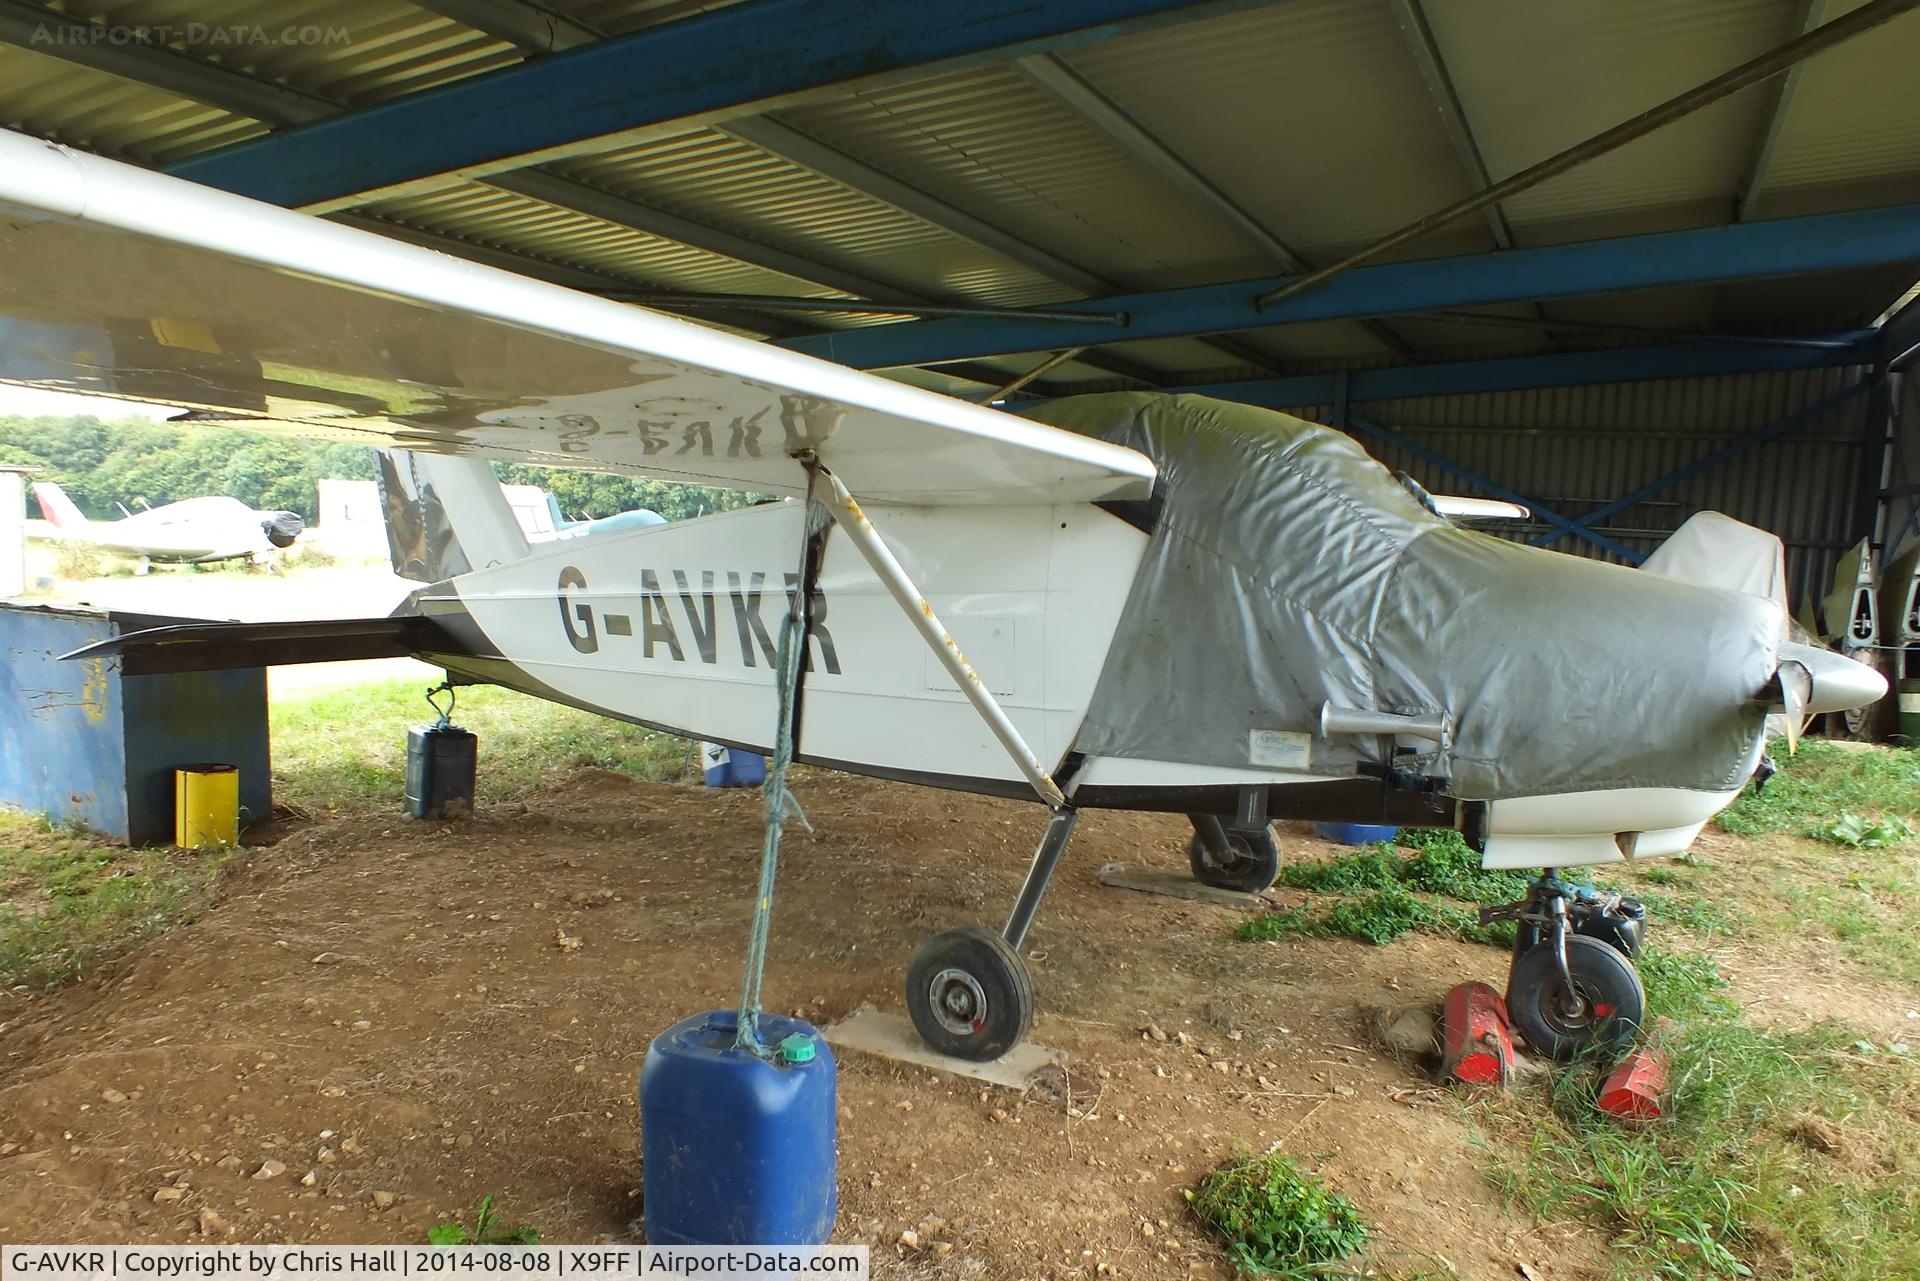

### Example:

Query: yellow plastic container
xmin=175 ymin=764 xmax=240 ymax=849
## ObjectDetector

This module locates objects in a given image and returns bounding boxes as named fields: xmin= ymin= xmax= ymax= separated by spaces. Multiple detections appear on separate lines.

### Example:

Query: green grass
xmin=0 ymin=812 xmax=228 ymax=989
xmin=1242 ymin=832 xmax=1728 ymax=949
xmin=1 ymin=678 xmax=697 ymax=990
xmin=271 ymin=678 xmax=696 ymax=813
xmin=1716 ymin=739 xmax=1920 ymax=843
xmin=428 ymin=1195 xmax=540 ymax=1246
xmin=1482 ymin=950 xmax=1920 ymax=1280
xmin=1190 ymin=1151 xmax=1368 ymax=1279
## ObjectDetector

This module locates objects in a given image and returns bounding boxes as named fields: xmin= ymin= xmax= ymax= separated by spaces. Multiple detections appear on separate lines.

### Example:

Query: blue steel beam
xmin=781 ymin=205 xmax=1920 ymax=368
xmin=163 ymin=0 xmax=1280 ymax=211
xmin=1172 ymin=338 xmax=1872 ymax=408
xmin=1530 ymin=380 xmax=1874 ymax=551
xmin=1343 ymin=415 xmax=1642 ymax=561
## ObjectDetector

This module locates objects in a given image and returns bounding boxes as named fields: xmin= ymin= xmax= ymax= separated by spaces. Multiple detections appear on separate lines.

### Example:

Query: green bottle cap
xmin=779 ymin=1033 xmax=816 ymax=1064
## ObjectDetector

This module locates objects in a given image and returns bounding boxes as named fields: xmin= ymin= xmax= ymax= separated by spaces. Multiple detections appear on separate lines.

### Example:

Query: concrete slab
xmin=823 ymin=1005 xmax=1062 ymax=1091
xmin=1093 ymin=862 xmax=1269 ymax=910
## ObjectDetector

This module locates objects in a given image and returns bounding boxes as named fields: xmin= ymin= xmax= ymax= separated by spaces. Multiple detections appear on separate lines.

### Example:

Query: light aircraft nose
xmin=1760 ymin=641 xmax=1888 ymax=751
xmin=261 ymin=511 xmax=304 ymax=548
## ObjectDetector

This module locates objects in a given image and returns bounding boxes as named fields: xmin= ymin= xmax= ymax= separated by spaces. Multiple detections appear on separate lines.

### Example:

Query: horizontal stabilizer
xmin=1433 ymin=495 xmax=1529 ymax=521
xmin=63 ymin=616 xmax=460 ymax=676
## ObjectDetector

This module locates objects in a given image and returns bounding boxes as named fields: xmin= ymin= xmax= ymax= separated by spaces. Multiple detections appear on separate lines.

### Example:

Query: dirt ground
xmin=3 ymin=772 xmax=1637 ymax=1277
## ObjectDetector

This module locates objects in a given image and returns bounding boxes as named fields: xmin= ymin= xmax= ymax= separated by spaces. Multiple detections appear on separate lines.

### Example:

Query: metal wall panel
xmin=1884 ymin=371 xmax=1920 ymax=560
xmin=1304 ymin=366 xmax=1872 ymax=608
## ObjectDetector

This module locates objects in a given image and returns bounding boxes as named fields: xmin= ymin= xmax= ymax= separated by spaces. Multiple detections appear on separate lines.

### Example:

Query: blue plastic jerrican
xmin=700 ymin=743 xmax=770 ymax=789
xmin=641 ymin=1010 xmax=837 ymax=1245
xmin=1315 ymin=821 xmax=1400 ymax=846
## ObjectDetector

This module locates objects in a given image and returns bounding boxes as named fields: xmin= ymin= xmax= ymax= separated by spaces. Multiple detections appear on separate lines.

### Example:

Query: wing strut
xmin=813 ymin=467 xmax=1067 ymax=809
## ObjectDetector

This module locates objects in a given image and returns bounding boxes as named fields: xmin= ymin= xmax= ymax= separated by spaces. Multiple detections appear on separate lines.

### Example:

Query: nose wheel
xmin=1484 ymin=871 xmax=1648 ymax=1062
xmin=1507 ymin=934 xmax=1644 ymax=1060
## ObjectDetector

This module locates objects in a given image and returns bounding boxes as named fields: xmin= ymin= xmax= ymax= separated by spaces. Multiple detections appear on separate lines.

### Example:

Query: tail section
xmin=1640 ymin=512 xmax=1788 ymax=611
xmin=375 ymin=450 xmax=531 ymax=581
xmin=32 ymin=481 xmax=88 ymax=528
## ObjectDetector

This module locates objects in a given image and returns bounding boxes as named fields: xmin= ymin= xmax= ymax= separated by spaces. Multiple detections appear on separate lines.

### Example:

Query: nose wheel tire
xmin=1507 ymin=934 xmax=1645 ymax=1062
xmin=904 ymin=926 xmax=1034 ymax=1062
xmin=1188 ymin=827 xmax=1280 ymax=893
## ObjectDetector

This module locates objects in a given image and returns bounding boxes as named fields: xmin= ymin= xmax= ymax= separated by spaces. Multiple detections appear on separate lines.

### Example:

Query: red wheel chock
xmin=1440 ymin=981 xmax=1514 ymax=1087
xmin=1596 ymin=1019 xmax=1674 ymax=1121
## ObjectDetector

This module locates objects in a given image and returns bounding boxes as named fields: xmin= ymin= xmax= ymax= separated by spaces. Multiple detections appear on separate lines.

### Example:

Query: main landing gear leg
xmin=1482 ymin=871 xmax=1648 ymax=1062
xmin=905 ymin=808 xmax=1078 ymax=1062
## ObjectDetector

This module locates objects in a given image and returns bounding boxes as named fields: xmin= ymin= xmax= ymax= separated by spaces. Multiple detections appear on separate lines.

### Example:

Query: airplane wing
xmin=0 ymin=130 xmax=1154 ymax=507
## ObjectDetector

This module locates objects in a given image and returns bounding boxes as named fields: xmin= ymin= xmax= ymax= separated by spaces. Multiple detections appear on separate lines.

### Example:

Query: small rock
xmin=252 ymin=1160 xmax=287 ymax=1181
xmin=989 ymin=1108 xmax=1008 ymax=1123
xmin=1374 ymin=1005 xmax=1442 ymax=1059
xmin=555 ymin=929 xmax=582 ymax=952
xmin=316 ymin=1147 xmax=335 ymax=1165
xmin=340 ymin=1138 xmax=362 ymax=1157
xmin=102 ymin=1088 xmax=128 ymax=1105
xmin=197 ymin=1209 xmax=231 ymax=1238
xmin=310 ymin=952 xmax=342 ymax=965
xmin=1331 ymin=1084 xmax=1356 ymax=1097
xmin=153 ymin=1187 xmax=187 ymax=1203
xmin=370 ymin=1190 xmax=397 ymax=1211
xmin=299 ymin=1171 xmax=317 ymax=1187
xmin=1144 ymin=1024 xmax=1168 ymax=1042
xmin=1141 ymin=1221 xmax=1155 ymax=1238
xmin=896 ymin=1229 xmax=921 ymax=1251
xmin=350 ymin=1020 xmax=373 ymax=1032
xmin=215 ymin=1155 xmax=241 ymax=1172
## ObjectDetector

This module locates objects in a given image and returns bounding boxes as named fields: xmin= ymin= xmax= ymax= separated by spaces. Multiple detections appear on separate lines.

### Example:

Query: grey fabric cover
xmin=1028 ymin=393 xmax=1778 ymax=800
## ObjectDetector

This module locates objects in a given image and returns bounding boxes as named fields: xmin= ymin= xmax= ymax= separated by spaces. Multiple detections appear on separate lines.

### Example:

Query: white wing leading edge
xmin=0 ymin=129 xmax=1154 ymax=507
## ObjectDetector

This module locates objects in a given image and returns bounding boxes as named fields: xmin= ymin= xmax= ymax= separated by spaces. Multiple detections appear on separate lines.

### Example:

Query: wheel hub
xmin=928 ymin=967 xmax=988 ymax=1036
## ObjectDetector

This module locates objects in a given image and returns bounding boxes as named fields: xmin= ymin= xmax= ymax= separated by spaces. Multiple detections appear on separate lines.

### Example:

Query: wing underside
xmin=0 ymin=129 xmax=1154 ymax=507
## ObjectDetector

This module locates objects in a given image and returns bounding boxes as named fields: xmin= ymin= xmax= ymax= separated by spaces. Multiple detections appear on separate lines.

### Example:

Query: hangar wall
xmin=1306 ymin=365 xmax=1873 ymax=609
xmin=1883 ymin=372 xmax=1920 ymax=564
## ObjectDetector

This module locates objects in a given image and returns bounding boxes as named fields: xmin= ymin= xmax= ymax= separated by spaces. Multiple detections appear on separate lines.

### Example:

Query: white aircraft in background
xmin=0 ymin=129 xmax=1886 ymax=1066
xmin=31 ymin=480 xmax=303 ymax=567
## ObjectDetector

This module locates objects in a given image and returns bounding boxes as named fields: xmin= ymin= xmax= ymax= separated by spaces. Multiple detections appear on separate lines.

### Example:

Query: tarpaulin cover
xmin=1639 ymin=511 xmax=1788 ymax=610
xmin=1028 ymin=394 xmax=1779 ymax=800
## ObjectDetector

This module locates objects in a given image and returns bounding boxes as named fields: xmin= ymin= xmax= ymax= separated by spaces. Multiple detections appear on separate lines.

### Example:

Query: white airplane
xmin=0 ymin=129 xmax=1885 ymax=1063
xmin=31 ymin=479 xmax=304 ymax=566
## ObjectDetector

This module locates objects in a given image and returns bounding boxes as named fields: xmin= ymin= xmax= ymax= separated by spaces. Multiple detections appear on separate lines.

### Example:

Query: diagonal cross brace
xmin=1529 ymin=380 xmax=1874 ymax=551
xmin=1343 ymin=415 xmax=1643 ymax=562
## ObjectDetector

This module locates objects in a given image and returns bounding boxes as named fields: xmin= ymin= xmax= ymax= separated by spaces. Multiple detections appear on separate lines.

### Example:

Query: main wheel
xmin=1507 ymin=934 xmax=1645 ymax=1062
xmin=904 ymin=926 xmax=1034 ymax=1062
xmin=1188 ymin=825 xmax=1280 ymax=892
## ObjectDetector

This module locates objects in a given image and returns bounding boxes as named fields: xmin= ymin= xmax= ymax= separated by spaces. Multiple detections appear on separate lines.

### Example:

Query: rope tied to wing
xmin=734 ymin=477 xmax=829 ymax=1059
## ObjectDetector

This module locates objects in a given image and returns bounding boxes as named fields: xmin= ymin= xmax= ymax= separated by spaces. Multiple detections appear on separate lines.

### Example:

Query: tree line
xmin=0 ymin=415 xmax=745 ymax=524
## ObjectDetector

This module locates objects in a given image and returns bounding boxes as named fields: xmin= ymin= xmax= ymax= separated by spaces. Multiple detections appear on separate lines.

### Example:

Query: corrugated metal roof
xmin=773 ymin=63 xmax=1273 ymax=292
xmin=1428 ymin=0 xmax=1786 ymax=237
xmin=364 ymin=180 xmax=821 ymax=297
xmin=552 ymin=128 xmax=1072 ymax=308
xmin=1065 ymin=0 xmax=1495 ymax=260
xmin=0 ymin=0 xmax=1915 ymax=394
xmin=0 ymin=46 xmax=259 ymax=162
xmin=1753 ymin=0 xmax=1920 ymax=213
